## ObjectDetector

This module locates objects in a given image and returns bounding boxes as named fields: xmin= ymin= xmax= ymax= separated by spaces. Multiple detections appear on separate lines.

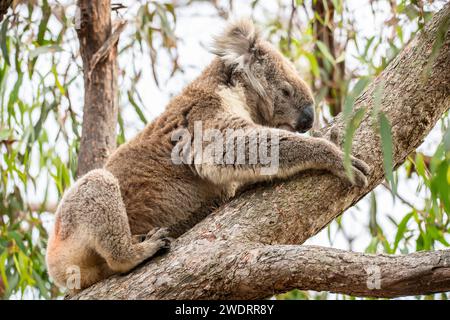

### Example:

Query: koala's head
xmin=211 ymin=19 xmax=315 ymax=133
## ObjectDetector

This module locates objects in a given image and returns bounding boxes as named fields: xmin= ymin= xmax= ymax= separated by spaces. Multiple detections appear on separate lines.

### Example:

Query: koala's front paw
xmin=325 ymin=139 xmax=370 ymax=187
xmin=351 ymin=156 xmax=370 ymax=176
xmin=146 ymin=227 xmax=172 ymax=251
xmin=346 ymin=155 xmax=371 ymax=187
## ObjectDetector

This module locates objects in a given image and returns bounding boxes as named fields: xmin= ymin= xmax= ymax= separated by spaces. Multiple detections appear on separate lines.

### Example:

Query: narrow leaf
xmin=379 ymin=112 xmax=396 ymax=194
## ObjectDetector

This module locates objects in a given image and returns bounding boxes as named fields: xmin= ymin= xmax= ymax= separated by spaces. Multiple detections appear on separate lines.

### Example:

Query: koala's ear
xmin=212 ymin=19 xmax=273 ymax=122
xmin=210 ymin=19 xmax=260 ymax=69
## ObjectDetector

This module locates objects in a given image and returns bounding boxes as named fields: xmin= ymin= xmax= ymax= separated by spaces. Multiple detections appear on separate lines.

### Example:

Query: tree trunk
xmin=76 ymin=0 xmax=119 ymax=177
xmin=72 ymin=4 xmax=450 ymax=299
xmin=313 ymin=0 xmax=345 ymax=116
xmin=0 ymin=0 xmax=12 ymax=22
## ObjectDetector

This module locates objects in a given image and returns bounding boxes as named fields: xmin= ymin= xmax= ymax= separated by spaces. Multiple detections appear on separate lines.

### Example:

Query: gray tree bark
xmin=76 ymin=0 xmax=120 ymax=177
xmin=72 ymin=4 xmax=450 ymax=299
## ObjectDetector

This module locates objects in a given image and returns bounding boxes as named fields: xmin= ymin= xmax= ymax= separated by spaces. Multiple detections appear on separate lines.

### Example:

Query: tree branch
xmin=72 ymin=4 xmax=450 ymax=299
xmin=87 ymin=20 xmax=127 ymax=83
xmin=230 ymin=245 xmax=450 ymax=299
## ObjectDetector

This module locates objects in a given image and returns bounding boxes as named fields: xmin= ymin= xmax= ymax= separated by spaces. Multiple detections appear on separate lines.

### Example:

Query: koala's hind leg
xmin=95 ymin=226 xmax=171 ymax=273
xmin=46 ymin=169 xmax=170 ymax=290
xmin=78 ymin=170 xmax=171 ymax=274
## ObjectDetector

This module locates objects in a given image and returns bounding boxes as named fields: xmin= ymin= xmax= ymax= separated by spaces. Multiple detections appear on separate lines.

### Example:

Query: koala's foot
xmin=145 ymin=227 xmax=171 ymax=251
xmin=105 ymin=229 xmax=171 ymax=273
xmin=131 ymin=228 xmax=171 ymax=251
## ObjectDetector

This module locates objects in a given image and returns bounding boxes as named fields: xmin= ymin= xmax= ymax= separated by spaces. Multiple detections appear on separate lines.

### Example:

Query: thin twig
xmin=381 ymin=181 xmax=427 ymax=217
xmin=87 ymin=19 xmax=127 ymax=83
xmin=286 ymin=0 xmax=297 ymax=52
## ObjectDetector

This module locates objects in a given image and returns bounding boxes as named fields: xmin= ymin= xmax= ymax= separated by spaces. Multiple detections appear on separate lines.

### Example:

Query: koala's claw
xmin=351 ymin=167 xmax=369 ymax=187
xmin=345 ymin=155 xmax=370 ymax=188
xmin=351 ymin=156 xmax=371 ymax=176
xmin=145 ymin=228 xmax=172 ymax=252
xmin=146 ymin=227 xmax=170 ymax=241
xmin=160 ymin=237 xmax=172 ymax=250
xmin=153 ymin=237 xmax=171 ymax=254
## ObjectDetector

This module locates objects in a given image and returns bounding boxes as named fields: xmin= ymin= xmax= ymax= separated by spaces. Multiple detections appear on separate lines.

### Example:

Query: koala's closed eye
xmin=280 ymin=82 xmax=293 ymax=98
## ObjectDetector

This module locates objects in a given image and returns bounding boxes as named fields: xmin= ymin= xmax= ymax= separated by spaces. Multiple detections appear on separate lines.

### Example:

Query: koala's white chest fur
xmin=193 ymin=85 xmax=253 ymax=200
xmin=217 ymin=85 xmax=253 ymax=122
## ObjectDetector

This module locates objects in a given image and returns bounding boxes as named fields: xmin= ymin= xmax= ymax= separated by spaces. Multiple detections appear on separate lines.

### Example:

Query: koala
xmin=46 ymin=19 xmax=370 ymax=291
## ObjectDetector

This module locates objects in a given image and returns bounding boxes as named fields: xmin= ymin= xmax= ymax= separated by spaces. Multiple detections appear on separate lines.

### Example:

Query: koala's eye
xmin=281 ymin=88 xmax=291 ymax=98
xmin=281 ymin=82 xmax=293 ymax=98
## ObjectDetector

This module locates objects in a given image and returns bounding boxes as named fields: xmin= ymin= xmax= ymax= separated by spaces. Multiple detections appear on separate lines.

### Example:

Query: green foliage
xmin=0 ymin=2 xmax=74 ymax=298
xmin=342 ymin=76 xmax=370 ymax=182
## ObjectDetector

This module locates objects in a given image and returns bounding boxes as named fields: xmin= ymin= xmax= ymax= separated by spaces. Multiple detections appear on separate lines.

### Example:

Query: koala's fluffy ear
xmin=211 ymin=19 xmax=259 ymax=69
xmin=211 ymin=19 xmax=273 ymax=123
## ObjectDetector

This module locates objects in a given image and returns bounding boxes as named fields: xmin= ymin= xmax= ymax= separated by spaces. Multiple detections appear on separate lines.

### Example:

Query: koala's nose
xmin=296 ymin=104 xmax=315 ymax=133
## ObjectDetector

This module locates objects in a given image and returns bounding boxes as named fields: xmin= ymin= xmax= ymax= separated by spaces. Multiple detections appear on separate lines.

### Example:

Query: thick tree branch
xmin=72 ymin=4 xmax=450 ymax=299
xmin=76 ymin=0 xmax=119 ymax=177
xmin=231 ymin=245 xmax=450 ymax=298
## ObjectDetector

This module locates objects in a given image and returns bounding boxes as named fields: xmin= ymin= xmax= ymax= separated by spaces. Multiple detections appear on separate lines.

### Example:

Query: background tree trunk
xmin=313 ymin=0 xmax=345 ymax=116
xmin=0 ymin=0 xmax=11 ymax=22
xmin=71 ymin=4 xmax=450 ymax=299
xmin=76 ymin=0 xmax=119 ymax=177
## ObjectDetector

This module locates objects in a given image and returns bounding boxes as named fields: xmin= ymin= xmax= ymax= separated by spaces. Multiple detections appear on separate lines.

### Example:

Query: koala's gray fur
xmin=46 ymin=19 xmax=370 ymax=291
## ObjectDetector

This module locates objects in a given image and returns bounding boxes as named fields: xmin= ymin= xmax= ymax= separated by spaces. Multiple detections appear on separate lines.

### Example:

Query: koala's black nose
xmin=296 ymin=104 xmax=315 ymax=133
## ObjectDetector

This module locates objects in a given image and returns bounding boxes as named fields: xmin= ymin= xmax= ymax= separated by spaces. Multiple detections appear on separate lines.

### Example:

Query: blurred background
xmin=0 ymin=0 xmax=449 ymax=299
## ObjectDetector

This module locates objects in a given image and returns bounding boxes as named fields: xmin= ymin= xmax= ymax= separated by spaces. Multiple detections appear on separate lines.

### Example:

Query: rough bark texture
xmin=0 ymin=0 xmax=11 ymax=22
xmin=72 ymin=4 xmax=450 ymax=299
xmin=76 ymin=0 xmax=119 ymax=177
